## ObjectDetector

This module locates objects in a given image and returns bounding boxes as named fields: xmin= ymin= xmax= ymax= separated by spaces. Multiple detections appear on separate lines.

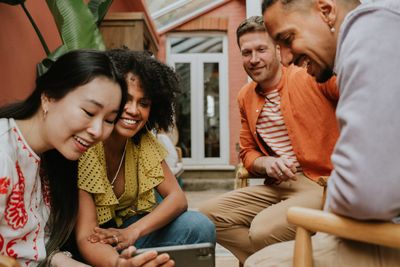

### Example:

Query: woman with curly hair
xmin=75 ymin=49 xmax=216 ymax=267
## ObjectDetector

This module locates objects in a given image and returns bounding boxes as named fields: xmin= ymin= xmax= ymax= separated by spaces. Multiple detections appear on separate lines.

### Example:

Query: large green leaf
xmin=0 ymin=0 xmax=25 ymax=5
xmin=88 ymin=0 xmax=113 ymax=25
xmin=46 ymin=0 xmax=106 ymax=53
xmin=37 ymin=0 xmax=113 ymax=74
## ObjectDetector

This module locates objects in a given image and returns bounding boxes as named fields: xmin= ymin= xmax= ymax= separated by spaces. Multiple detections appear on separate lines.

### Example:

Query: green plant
xmin=1 ymin=0 xmax=50 ymax=55
xmin=0 ymin=0 xmax=113 ymax=74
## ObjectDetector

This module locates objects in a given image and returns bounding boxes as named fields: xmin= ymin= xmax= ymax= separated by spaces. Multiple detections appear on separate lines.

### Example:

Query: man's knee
xmin=248 ymin=221 xmax=296 ymax=250
xmin=244 ymin=241 xmax=294 ymax=267
xmin=197 ymin=199 xmax=215 ymax=219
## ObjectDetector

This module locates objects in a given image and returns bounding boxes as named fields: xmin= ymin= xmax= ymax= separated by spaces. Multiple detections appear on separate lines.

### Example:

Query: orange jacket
xmin=238 ymin=65 xmax=339 ymax=181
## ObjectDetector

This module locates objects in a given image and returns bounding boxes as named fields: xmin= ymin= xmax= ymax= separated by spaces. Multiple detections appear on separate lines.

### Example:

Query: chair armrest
xmin=287 ymin=207 xmax=400 ymax=248
xmin=0 ymin=256 xmax=20 ymax=267
xmin=235 ymin=163 xmax=249 ymax=189
xmin=236 ymin=163 xmax=250 ymax=180
xmin=234 ymin=163 xmax=267 ymax=189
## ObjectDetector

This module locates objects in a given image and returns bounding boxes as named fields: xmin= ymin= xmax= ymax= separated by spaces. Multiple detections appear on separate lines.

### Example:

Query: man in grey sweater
xmin=244 ymin=0 xmax=400 ymax=266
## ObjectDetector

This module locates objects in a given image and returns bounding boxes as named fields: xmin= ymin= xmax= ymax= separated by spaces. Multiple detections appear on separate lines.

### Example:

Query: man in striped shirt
xmin=199 ymin=16 xmax=339 ymax=264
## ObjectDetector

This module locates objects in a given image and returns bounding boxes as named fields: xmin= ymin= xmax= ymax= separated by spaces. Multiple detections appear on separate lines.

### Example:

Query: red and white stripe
xmin=256 ymin=89 xmax=302 ymax=170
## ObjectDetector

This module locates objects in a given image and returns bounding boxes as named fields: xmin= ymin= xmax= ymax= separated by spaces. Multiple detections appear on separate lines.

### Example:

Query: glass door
xmin=167 ymin=33 xmax=228 ymax=165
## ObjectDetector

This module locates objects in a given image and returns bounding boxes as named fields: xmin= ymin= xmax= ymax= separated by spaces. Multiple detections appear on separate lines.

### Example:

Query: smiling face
xmin=114 ymin=73 xmax=151 ymax=138
xmin=239 ymin=31 xmax=282 ymax=88
xmin=263 ymin=1 xmax=337 ymax=82
xmin=43 ymin=76 xmax=121 ymax=160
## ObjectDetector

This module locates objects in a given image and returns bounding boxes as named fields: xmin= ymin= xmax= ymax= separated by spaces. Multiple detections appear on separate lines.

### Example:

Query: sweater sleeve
xmin=327 ymin=5 xmax=400 ymax=221
xmin=319 ymin=76 xmax=339 ymax=102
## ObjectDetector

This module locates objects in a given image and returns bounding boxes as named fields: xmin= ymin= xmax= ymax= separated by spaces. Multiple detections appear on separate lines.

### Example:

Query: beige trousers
xmin=198 ymin=173 xmax=323 ymax=263
xmin=245 ymin=232 xmax=400 ymax=267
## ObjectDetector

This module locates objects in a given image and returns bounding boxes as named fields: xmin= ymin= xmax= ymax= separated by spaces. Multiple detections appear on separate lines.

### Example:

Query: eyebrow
xmin=85 ymin=99 xmax=119 ymax=114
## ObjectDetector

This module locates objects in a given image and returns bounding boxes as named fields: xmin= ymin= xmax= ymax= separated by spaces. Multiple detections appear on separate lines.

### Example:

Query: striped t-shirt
xmin=256 ymin=89 xmax=302 ymax=171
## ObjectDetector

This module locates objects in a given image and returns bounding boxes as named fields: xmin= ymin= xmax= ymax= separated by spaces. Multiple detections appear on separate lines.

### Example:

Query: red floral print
xmin=0 ymin=177 xmax=10 ymax=194
xmin=12 ymin=127 xmax=40 ymax=165
xmin=0 ymin=234 xmax=4 ymax=251
xmin=41 ymin=177 xmax=51 ymax=207
xmin=5 ymin=230 xmax=31 ymax=259
xmin=5 ymin=161 xmax=27 ymax=229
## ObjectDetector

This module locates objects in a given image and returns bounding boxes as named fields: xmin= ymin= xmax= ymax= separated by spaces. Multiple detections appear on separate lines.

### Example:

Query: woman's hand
xmin=116 ymin=246 xmax=174 ymax=267
xmin=88 ymin=227 xmax=140 ymax=251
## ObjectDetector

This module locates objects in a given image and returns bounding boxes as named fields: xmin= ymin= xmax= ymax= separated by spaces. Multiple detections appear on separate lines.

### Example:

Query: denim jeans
xmin=121 ymin=210 xmax=216 ymax=248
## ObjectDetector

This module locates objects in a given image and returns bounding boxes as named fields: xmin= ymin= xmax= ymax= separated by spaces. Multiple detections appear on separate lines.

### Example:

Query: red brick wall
xmin=158 ymin=0 xmax=248 ymax=165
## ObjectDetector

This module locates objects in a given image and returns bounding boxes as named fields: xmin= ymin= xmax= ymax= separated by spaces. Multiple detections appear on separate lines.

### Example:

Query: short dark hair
xmin=262 ymin=0 xmax=315 ymax=14
xmin=106 ymin=48 xmax=180 ymax=142
xmin=262 ymin=0 xmax=286 ymax=13
xmin=236 ymin=16 xmax=267 ymax=47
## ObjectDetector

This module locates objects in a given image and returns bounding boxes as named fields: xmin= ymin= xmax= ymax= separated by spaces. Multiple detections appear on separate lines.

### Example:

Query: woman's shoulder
xmin=0 ymin=118 xmax=18 ymax=162
xmin=139 ymin=132 xmax=167 ymax=156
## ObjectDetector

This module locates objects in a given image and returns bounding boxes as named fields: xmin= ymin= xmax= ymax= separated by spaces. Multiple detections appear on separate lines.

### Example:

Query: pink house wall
xmin=0 ymin=1 xmax=61 ymax=105
xmin=158 ymin=0 xmax=248 ymax=166
xmin=0 ymin=0 xmax=152 ymax=106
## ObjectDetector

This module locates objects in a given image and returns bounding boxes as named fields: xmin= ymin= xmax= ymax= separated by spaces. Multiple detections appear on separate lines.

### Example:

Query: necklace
xmin=110 ymin=140 xmax=127 ymax=188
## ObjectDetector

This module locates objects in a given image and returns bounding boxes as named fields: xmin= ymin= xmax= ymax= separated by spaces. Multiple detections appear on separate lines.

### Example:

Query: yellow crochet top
xmin=78 ymin=132 xmax=167 ymax=226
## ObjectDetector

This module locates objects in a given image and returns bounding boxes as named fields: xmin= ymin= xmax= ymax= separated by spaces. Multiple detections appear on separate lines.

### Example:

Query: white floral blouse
xmin=0 ymin=118 xmax=50 ymax=266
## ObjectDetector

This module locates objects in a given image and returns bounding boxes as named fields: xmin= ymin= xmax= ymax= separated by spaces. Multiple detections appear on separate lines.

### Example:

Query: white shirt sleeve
xmin=157 ymin=134 xmax=184 ymax=176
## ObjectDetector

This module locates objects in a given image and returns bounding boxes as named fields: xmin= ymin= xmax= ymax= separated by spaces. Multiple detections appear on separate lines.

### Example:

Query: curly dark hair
xmin=105 ymin=48 xmax=180 ymax=142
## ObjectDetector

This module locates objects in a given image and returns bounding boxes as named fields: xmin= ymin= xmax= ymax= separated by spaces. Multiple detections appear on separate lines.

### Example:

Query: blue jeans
xmin=121 ymin=210 xmax=216 ymax=248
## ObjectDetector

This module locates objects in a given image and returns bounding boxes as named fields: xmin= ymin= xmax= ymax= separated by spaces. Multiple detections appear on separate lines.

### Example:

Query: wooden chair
xmin=234 ymin=162 xmax=264 ymax=189
xmin=0 ymin=256 xmax=20 ymax=267
xmin=287 ymin=206 xmax=400 ymax=267
xmin=235 ymin=163 xmax=329 ymax=200
xmin=235 ymin=162 xmax=331 ymax=267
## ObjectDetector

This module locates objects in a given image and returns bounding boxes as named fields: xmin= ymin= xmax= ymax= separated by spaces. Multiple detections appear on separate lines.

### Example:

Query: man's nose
xmin=250 ymin=51 xmax=260 ymax=64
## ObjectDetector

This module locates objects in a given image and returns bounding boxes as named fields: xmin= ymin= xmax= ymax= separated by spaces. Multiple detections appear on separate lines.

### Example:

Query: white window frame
xmin=166 ymin=32 xmax=229 ymax=166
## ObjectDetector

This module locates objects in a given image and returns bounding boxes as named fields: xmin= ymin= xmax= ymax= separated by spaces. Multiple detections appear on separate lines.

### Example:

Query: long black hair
xmin=0 ymin=49 xmax=127 ymax=263
xmin=105 ymin=48 xmax=180 ymax=143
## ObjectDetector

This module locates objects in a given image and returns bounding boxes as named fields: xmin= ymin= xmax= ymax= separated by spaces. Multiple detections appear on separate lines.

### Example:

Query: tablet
xmin=135 ymin=242 xmax=215 ymax=267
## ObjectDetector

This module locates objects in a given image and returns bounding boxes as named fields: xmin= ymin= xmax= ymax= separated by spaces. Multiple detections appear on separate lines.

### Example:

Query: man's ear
xmin=276 ymin=45 xmax=282 ymax=62
xmin=316 ymin=0 xmax=337 ymax=25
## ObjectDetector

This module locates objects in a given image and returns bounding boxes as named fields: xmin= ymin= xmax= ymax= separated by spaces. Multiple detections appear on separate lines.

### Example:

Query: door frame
xmin=166 ymin=32 xmax=229 ymax=165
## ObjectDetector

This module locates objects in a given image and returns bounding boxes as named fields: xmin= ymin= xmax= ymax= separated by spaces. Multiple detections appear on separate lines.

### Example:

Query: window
xmin=168 ymin=33 xmax=229 ymax=166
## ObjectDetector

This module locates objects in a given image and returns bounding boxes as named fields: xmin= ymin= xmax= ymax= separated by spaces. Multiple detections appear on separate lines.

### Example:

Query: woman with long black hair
xmin=0 ymin=49 xmax=129 ymax=267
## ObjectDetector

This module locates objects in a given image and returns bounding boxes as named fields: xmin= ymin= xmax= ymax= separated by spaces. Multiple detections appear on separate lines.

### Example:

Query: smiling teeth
xmin=74 ymin=136 xmax=89 ymax=147
xmin=123 ymin=119 xmax=137 ymax=125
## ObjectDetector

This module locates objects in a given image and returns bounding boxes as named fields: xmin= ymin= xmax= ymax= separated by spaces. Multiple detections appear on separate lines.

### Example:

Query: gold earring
xmin=43 ymin=109 xmax=48 ymax=118
xmin=328 ymin=22 xmax=335 ymax=33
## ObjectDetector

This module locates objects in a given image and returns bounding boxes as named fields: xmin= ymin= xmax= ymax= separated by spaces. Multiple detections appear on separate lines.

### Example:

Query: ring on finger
xmin=278 ymin=172 xmax=283 ymax=177
xmin=112 ymin=234 xmax=119 ymax=244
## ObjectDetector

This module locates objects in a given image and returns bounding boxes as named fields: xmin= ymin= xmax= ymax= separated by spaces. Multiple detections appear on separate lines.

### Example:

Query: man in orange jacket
xmin=199 ymin=16 xmax=339 ymax=264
